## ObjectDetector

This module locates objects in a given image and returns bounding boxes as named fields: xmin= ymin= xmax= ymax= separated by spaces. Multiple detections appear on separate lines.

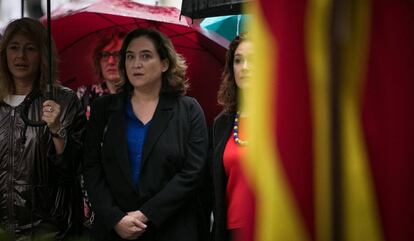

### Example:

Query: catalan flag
xmin=242 ymin=0 xmax=414 ymax=241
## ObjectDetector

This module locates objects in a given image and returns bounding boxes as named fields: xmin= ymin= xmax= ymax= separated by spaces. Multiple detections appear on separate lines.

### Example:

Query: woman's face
xmin=233 ymin=40 xmax=253 ymax=89
xmin=99 ymin=38 xmax=123 ymax=83
xmin=6 ymin=34 xmax=40 ymax=84
xmin=125 ymin=36 xmax=169 ymax=91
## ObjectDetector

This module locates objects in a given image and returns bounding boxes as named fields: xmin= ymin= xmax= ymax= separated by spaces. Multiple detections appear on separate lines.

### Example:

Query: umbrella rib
xmin=134 ymin=18 xmax=140 ymax=28
xmin=158 ymin=26 xmax=225 ymax=65
xmin=156 ymin=25 xmax=206 ymax=51
xmin=58 ymin=12 xmax=133 ymax=54
xmin=58 ymin=15 xmax=224 ymax=65
xmin=96 ymin=13 xmax=131 ymax=32
xmin=174 ymin=44 xmax=207 ymax=52
xmin=59 ymin=23 xmax=137 ymax=54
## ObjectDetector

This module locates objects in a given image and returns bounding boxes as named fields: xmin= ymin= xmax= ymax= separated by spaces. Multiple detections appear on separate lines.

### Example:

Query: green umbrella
xmin=201 ymin=14 xmax=249 ymax=41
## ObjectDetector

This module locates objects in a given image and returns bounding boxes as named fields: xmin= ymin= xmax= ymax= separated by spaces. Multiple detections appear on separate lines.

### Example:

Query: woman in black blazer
xmin=83 ymin=28 xmax=209 ymax=241
xmin=211 ymin=34 xmax=254 ymax=241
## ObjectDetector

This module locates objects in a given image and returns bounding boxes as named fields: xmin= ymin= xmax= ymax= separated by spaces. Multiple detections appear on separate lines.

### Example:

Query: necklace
xmin=233 ymin=111 xmax=248 ymax=146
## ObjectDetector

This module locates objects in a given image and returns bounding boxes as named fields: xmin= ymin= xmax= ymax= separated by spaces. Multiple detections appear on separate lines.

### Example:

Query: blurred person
xmin=83 ymin=28 xmax=210 ymax=241
xmin=0 ymin=18 xmax=86 ymax=240
xmin=76 ymin=30 xmax=126 ymax=119
xmin=211 ymin=34 xmax=254 ymax=241
xmin=76 ymin=30 xmax=126 ymax=233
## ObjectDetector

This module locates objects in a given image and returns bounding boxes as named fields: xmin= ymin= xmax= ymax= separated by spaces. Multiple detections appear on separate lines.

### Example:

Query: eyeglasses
xmin=100 ymin=51 xmax=120 ymax=60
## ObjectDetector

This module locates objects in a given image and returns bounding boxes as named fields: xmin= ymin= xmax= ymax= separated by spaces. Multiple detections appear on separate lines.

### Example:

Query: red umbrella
xmin=41 ymin=0 xmax=229 ymax=123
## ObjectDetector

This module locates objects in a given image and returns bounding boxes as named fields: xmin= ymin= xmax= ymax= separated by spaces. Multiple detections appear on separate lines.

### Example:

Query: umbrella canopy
xmin=181 ymin=0 xmax=250 ymax=19
xmin=201 ymin=14 xmax=249 ymax=41
xmin=42 ymin=0 xmax=229 ymax=123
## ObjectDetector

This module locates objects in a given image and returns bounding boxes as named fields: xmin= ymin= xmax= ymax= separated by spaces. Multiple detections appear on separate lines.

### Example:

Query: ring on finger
xmin=48 ymin=106 xmax=53 ymax=112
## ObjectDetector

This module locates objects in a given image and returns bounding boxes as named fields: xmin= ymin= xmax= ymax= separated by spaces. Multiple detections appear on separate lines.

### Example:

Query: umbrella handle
xmin=21 ymin=0 xmax=51 ymax=128
xmin=46 ymin=83 xmax=54 ymax=100
xmin=21 ymin=89 xmax=47 ymax=127
xmin=18 ymin=0 xmax=51 ymax=128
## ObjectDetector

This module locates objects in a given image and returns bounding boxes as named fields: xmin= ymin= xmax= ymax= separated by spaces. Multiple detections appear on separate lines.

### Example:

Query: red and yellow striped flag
xmin=242 ymin=0 xmax=414 ymax=241
xmin=244 ymin=0 xmax=317 ymax=240
xmin=340 ymin=1 xmax=414 ymax=240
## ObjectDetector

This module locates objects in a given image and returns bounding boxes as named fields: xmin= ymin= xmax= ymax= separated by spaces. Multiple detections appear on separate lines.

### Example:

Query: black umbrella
xmin=20 ymin=0 xmax=43 ymax=19
xmin=21 ymin=0 xmax=53 ymax=127
xmin=181 ymin=0 xmax=250 ymax=19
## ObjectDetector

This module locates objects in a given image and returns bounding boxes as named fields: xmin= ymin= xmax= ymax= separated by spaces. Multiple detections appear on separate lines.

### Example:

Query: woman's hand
xmin=42 ymin=100 xmax=62 ymax=133
xmin=114 ymin=215 xmax=147 ymax=240
xmin=42 ymin=100 xmax=66 ymax=154
xmin=127 ymin=210 xmax=149 ymax=223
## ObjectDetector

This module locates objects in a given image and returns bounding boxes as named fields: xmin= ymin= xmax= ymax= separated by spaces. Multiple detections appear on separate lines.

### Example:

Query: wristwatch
xmin=50 ymin=127 xmax=67 ymax=139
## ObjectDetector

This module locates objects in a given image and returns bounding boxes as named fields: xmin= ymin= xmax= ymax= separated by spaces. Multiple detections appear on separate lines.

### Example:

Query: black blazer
xmin=83 ymin=92 xmax=209 ymax=241
xmin=211 ymin=111 xmax=234 ymax=241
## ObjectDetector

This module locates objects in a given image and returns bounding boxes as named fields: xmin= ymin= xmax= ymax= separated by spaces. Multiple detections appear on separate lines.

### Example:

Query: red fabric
xmin=258 ymin=0 xmax=315 ymax=239
xmin=362 ymin=1 xmax=414 ymax=240
xmin=251 ymin=1 xmax=414 ymax=240
xmin=223 ymin=117 xmax=254 ymax=241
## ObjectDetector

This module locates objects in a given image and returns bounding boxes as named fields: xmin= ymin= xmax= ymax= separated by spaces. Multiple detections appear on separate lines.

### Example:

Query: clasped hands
xmin=114 ymin=210 xmax=148 ymax=240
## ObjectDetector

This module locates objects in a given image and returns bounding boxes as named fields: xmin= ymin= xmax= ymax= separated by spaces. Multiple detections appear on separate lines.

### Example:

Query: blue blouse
xmin=125 ymin=98 xmax=151 ymax=187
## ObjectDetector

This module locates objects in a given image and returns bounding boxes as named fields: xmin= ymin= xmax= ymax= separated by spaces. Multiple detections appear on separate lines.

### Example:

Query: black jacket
xmin=0 ymin=86 xmax=86 ymax=240
xmin=83 ymin=92 xmax=210 ymax=241
xmin=211 ymin=111 xmax=234 ymax=241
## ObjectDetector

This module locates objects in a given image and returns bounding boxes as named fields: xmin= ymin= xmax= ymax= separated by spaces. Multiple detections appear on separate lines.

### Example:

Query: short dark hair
xmin=217 ymin=33 xmax=248 ymax=114
xmin=118 ymin=28 xmax=189 ymax=96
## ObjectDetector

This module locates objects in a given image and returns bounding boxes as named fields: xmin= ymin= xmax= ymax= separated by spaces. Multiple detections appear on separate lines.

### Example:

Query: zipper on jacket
xmin=7 ymin=107 xmax=16 ymax=235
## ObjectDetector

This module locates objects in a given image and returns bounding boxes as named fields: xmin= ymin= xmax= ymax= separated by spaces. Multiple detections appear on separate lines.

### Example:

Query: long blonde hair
xmin=0 ymin=18 xmax=59 ymax=100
